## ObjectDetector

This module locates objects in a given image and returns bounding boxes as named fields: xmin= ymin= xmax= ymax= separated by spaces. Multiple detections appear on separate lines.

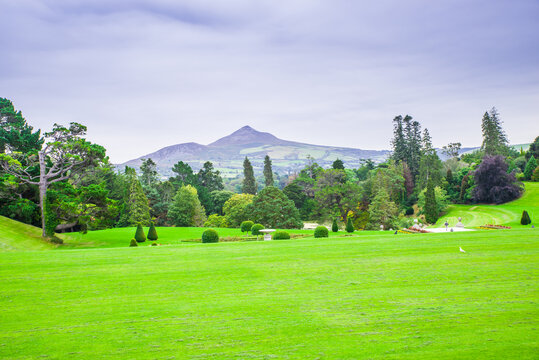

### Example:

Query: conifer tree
xmin=524 ymin=156 xmax=537 ymax=180
xmin=134 ymin=223 xmax=146 ymax=242
xmin=346 ymin=217 xmax=354 ymax=233
xmin=391 ymin=115 xmax=407 ymax=162
xmin=124 ymin=167 xmax=151 ymax=226
xmin=520 ymin=210 xmax=531 ymax=225
xmin=242 ymin=157 xmax=257 ymax=194
xmin=263 ymin=155 xmax=274 ymax=187
xmin=424 ymin=180 xmax=438 ymax=224
xmin=481 ymin=107 xmax=509 ymax=156
xmin=331 ymin=218 xmax=339 ymax=232
xmin=147 ymin=221 xmax=158 ymax=241
xmin=418 ymin=128 xmax=442 ymax=189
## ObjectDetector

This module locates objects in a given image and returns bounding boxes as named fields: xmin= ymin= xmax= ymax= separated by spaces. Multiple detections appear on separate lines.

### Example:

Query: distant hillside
xmin=120 ymin=126 xmax=391 ymax=177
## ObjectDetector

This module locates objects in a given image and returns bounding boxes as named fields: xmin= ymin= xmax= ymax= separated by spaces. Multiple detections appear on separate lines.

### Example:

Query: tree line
xmin=1 ymin=98 xmax=538 ymax=238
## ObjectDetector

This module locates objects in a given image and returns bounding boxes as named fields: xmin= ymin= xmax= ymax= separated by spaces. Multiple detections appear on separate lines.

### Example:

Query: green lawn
xmin=1 ymin=229 xmax=538 ymax=359
xmin=433 ymin=182 xmax=538 ymax=228
xmin=0 ymin=216 xmax=55 ymax=251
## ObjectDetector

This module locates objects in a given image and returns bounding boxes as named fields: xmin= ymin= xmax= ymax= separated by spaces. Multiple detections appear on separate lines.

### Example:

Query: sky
xmin=1 ymin=0 xmax=538 ymax=163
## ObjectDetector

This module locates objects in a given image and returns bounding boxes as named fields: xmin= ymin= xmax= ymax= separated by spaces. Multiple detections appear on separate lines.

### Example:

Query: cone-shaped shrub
xmin=521 ymin=210 xmax=531 ymax=225
xmin=314 ymin=226 xmax=329 ymax=238
xmin=134 ymin=223 xmax=146 ymax=242
xmin=331 ymin=219 xmax=339 ymax=232
xmin=202 ymin=229 xmax=219 ymax=243
xmin=240 ymin=220 xmax=254 ymax=234
xmin=129 ymin=239 xmax=138 ymax=247
xmin=273 ymin=231 xmax=290 ymax=240
xmin=346 ymin=218 xmax=355 ymax=233
xmin=251 ymin=224 xmax=264 ymax=236
xmin=147 ymin=221 xmax=158 ymax=241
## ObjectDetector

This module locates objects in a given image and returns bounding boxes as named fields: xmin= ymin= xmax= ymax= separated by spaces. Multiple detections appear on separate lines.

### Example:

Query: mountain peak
xmin=209 ymin=125 xmax=282 ymax=147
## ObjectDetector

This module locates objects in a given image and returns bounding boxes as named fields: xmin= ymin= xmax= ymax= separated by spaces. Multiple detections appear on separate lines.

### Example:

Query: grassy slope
xmin=433 ymin=182 xmax=539 ymax=228
xmin=0 ymin=229 xmax=537 ymax=359
xmin=0 ymin=216 xmax=55 ymax=251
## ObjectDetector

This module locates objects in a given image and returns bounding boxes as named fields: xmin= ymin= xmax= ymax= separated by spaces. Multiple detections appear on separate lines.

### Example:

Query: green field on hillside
xmin=0 ymin=216 xmax=55 ymax=251
xmin=0 ymin=229 xmax=537 ymax=359
xmin=433 ymin=182 xmax=538 ymax=228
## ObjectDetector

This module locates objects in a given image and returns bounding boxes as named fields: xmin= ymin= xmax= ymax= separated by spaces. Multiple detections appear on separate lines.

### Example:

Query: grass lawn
xmin=0 ymin=229 xmax=537 ymax=359
xmin=0 ymin=216 xmax=55 ymax=251
xmin=433 ymin=182 xmax=539 ymax=228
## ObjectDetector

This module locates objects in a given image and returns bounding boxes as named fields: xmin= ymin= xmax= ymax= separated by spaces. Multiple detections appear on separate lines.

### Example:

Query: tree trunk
xmin=38 ymin=151 xmax=48 ymax=237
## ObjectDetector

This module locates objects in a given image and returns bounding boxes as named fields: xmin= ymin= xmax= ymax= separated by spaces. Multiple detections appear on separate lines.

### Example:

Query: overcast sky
xmin=1 ymin=0 xmax=538 ymax=163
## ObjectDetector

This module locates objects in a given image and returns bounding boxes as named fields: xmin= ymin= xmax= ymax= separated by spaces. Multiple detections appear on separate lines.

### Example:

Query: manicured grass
xmin=60 ymin=226 xmax=313 ymax=248
xmin=0 ymin=229 xmax=538 ymax=359
xmin=433 ymin=182 xmax=538 ymax=228
xmin=0 ymin=216 xmax=55 ymax=251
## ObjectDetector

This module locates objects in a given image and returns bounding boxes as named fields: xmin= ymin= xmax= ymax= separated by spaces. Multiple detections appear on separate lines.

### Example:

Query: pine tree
xmin=417 ymin=128 xmax=442 ymax=189
xmin=345 ymin=217 xmax=354 ymax=233
xmin=332 ymin=159 xmax=344 ymax=170
xmin=424 ymin=180 xmax=438 ymax=224
xmin=263 ymin=155 xmax=274 ymax=187
xmin=391 ymin=115 xmax=407 ymax=162
xmin=125 ymin=168 xmax=151 ymax=226
xmin=524 ymin=156 xmax=537 ymax=180
xmin=331 ymin=218 xmax=338 ymax=232
xmin=242 ymin=157 xmax=257 ymax=194
xmin=147 ymin=221 xmax=158 ymax=241
xmin=404 ymin=116 xmax=422 ymax=179
xmin=197 ymin=161 xmax=224 ymax=192
xmin=481 ymin=107 xmax=509 ymax=156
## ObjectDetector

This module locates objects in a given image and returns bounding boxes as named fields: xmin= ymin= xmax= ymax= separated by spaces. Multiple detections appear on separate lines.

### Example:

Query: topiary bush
xmin=251 ymin=223 xmax=264 ymax=236
xmin=147 ymin=221 xmax=158 ymax=241
xmin=129 ymin=239 xmax=138 ymax=247
xmin=521 ymin=210 xmax=531 ymax=225
xmin=240 ymin=220 xmax=254 ymax=234
xmin=202 ymin=229 xmax=219 ymax=243
xmin=134 ymin=223 xmax=146 ymax=243
xmin=314 ymin=225 xmax=329 ymax=238
xmin=331 ymin=219 xmax=339 ymax=232
xmin=273 ymin=231 xmax=290 ymax=240
xmin=346 ymin=217 xmax=355 ymax=233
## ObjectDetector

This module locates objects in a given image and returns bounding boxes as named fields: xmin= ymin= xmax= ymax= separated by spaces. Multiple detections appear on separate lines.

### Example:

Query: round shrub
xmin=240 ymin=220 xmax=254 ymax=233
xmin=134 ymin=223 xmax=146 ymax=243
xmin=331 ymin=219 xmax=339 ymax=232
xmin=129 ymin=239 xmax=138 ymax=247
xmin=147 ymin=221 xmax=158 ymax=241
xmin=151 ymin=242 xmax=158 ymax=246
xmin=273 ymin=231 xmax=290 ymax=240
xmin=251 ymin=223 xmax=264 ymax=236
xmin=314 ymin=225 xmax=329 ymax=238
xmin=202 ymin=229 xmax=219 ymax=243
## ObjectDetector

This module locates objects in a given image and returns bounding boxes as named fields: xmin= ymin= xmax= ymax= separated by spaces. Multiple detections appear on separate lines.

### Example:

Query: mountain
xmin=119 ymin=126 xmax=391 ymax=177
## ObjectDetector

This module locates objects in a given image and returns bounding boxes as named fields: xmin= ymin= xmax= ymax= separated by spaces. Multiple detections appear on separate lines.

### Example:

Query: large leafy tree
xmin=170 ymin=161 xmax=197 ymax=188
xmin=0 ymin=98 xmax=43 ymax=154
xmin=480 ymin=107 xmax=510 ymax=156
xmin=368 ymin=189 xmax=399 ymax=229
xmin=197 ymin=161 xmax=224 ymax=192
xmin=263 ymin=155 xmax=274 ymax=187
xmin=209 ymin=190 xmax=234 ymax=215
xmin=247 ymin=187 xmax=302 ymax=229
xmin=222 ymin=193 xmax=254 ymax=227
xmin=167 ymin=185 xmax=206 ymax=226
xmin=314 ymin=169 xmax=361 ymax=221
xmin=525 ymin=136 xmax=539 ymax=161
xmin=0 ymin=123 xmax=106 ymax=237
xmin=472 ymin=155 xmax=521 ymax=204
xmin=242 ymin=157 xmax=257 ymax=194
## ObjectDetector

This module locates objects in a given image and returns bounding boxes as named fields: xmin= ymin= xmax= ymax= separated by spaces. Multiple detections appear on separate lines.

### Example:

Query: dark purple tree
xmin=472 ymin=155 xmax=522 ymax=204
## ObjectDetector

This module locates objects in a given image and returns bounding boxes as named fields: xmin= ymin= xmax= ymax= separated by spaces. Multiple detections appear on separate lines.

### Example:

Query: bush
xmin=405 ymin=207 xmax=414 ymax=216
xmin=314 ymin=225 xmax=329 ymax=238
xmin=331 ymin=219 xmax=338 ymax=232
xmin=202 ymin=229 xmax=219 ymax=243
xmin=134 ymin=223 xmax=146 ymax=243
xmin=251 ymin=223 xmax=264 ymax=236
xmin=147 ymin=221 xmax=158 ymax=241
xmin=345 ymin=217 xmax=354 ymax=233
xmin=521 ymin=210 xmax=531 ymax=225
xmin=129 ymin=239 xmax=138 ymax=247
xmin=240 ymin=220 xmax=254 ymax=233
xmin=273 ymin=231 xmax=291 ymax=240
xmin=50 ymin=237 xmax=63 ymax=244
xmin=204 ymin=214 xmax=228 ymax=228
xmin=151 ymin=242 xmax=158 ymax=246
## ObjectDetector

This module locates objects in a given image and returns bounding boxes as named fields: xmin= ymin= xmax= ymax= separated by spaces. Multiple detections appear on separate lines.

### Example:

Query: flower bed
xmin=479 ymin=224 xmax=511 ymax=230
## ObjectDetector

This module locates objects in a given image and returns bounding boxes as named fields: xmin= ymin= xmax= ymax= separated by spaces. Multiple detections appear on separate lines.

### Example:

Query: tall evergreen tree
xmin=263 ymin=155 xmax=274 ymax=187
xmin=242 ymin=157 xmax=257 ymax=194
xmin=424 ymin=179 xmax=438 ymax=224
xmin=524 ymin=156 xmax=537 ymax=180
xmin=391 ymin=115 xmax=407 ymax=162
xmin=481 ymin=107 xmax=509 ymax=156
xmin=417 ymin=128 xmax=442 ymax=189
xmin=124 ymin=167 xmax=151 ymax=226
xmin=197 ymin=161 xmax=224 ymax=192
xmin=140 ymin=158 xmax=158 ymax=186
